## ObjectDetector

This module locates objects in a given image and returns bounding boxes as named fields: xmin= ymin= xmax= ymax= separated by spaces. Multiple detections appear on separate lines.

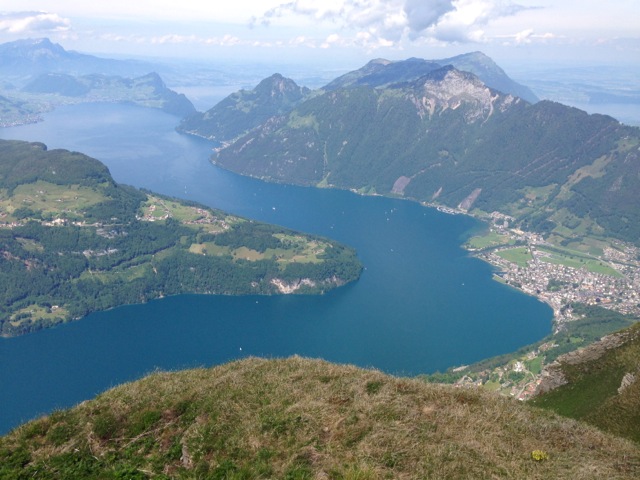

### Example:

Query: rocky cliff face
xmin=408 ymin=66 xmax=520 ymax=123
xmin=532 ymin=322 xmax=640 ymax=443
xmin=535 ymin=331 xmax=630 ymax=395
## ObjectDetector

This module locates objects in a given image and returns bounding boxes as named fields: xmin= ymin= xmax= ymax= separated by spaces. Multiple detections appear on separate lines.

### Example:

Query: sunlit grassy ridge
xmin=2 ymin=357 xmax=638 ymax=479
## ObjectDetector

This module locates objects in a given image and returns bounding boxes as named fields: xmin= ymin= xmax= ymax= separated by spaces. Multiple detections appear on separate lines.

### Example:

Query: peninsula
xmin=0 ymin=139 xmax=362 ymax=336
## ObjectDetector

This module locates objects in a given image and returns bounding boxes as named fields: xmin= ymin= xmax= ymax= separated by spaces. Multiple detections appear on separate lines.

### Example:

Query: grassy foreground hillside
xmin=1 ymin=357 xmax=638 ymax=479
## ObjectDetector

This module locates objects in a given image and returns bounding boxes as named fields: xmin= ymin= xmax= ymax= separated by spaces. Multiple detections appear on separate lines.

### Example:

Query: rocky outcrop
xmin=618 ymin=372 xmax=637 ymax=394
xmin=535 ymin=328 xmax=637 ymax=396
xmin=270 ymin=278 xmax=317 ymax=294
xmin=410 ymin=67 xmax=517 ymax=123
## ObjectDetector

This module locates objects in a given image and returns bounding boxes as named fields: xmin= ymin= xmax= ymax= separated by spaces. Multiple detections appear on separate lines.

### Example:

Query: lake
xmin=0 ymin=103 xmax=552 ymax=434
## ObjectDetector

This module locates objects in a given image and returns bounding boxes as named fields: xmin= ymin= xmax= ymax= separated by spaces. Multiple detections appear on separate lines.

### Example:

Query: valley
xmin=0 ymin=32 xmax=639 ymax=474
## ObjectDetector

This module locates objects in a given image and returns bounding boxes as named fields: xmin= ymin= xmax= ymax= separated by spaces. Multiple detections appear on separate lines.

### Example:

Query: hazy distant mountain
xmin=178 ymin=73 xmax=311 ymax=142
xmin=22 ymin=72 xmax=90 ymax=97
xmin=179 ymin=51 xmax=536 ymax=144
xmin=17 ymin=71 xmax=195 ymax=118
xmin=323 ymin=57 xmax=443 ymax=90
xmin=215 ymin=65 xmax=640 ymax=245
xmin=324 ymin=52 xmax=538 ymax=103
xmin=0 ymin=38 xmax=154 ymax=80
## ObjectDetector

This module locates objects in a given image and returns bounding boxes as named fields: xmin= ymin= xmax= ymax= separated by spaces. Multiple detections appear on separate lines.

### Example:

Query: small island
xmin=0 ymin=139 xmax=362 ymax=336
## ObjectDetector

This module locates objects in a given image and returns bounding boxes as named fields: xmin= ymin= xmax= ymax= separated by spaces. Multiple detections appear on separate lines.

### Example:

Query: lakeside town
xmin=443 ymin=209 xmax=640 ymax=400
xmin=474 ymin=212 xmax=640 ymax=326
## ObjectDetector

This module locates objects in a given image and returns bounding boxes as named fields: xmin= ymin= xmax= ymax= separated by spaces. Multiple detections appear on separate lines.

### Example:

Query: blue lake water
xmin=0 ymin=103 xmax=552 ymax=434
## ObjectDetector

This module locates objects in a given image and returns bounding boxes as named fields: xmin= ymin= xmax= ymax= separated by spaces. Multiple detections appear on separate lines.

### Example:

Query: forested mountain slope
xmin=215 ymin=65 xmax=640 ymax=245
xmin=178 ymin=73 xmax=310 ymax=142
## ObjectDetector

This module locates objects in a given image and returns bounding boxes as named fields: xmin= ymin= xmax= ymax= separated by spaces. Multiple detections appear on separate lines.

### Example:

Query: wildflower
xmin=531 ymin=450 xmax=548 ymax=461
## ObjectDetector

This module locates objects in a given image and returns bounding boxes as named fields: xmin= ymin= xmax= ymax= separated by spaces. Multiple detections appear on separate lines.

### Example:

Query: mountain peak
xmin=324 ymin=52 xmax=536 ymax=102
xmin=366 ymin=58 xmax=392 ymax=66
xmin=0 ymin=37 xmax=67 ymax=58
xmin=178 ymin=74 xmax=310 ymax=142
xmin=257 ymin=73 xmax=298 ymax=92
xmin=136 ymin=71 xmax=165 ymax=89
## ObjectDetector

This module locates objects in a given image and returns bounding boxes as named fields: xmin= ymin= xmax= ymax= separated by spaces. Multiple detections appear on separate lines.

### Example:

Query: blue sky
xmin=0 ymin=1 xmax=638 ymax=68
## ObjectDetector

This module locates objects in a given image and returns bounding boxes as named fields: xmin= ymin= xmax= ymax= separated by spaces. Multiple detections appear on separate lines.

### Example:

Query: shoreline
xmin=207 ymin=160 xmax=639 ymax=333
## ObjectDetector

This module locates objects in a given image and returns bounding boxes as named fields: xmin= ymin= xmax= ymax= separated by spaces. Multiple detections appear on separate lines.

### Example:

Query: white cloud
xmin=427 ymin=0 xmax=535 ymax=43
xmin=252 ymin=0 xmax=538 ymax=48
xmin=404 ymin=0 xmax=455 ymax=33
xmin=493 ymin=29 xmax=558 ymax=45
xmin=0 ymin=11 xmax=71 ymax=34
xmin=514 ymin=28 xmax=534 ymax=44
xmin=0 ymin=1 xmax=635 ymax=64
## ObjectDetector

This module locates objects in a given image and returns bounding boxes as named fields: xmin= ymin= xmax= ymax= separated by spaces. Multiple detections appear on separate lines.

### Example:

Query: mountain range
xmin=0 ymin=39 xmax=195 ymax=123
xmin=178 ymin=51 xmax=537 ymax=144
xmin=200 ymin=61 xmax=639 ymax=247
xmin=323 ymin=52 xmax=538 ymax=103
xmin=1 ymin=41 xmax=639 ymax=474
xmin=22 ymin=71 xmax=196 ymax=117
xmin=179 ymin=73 xmax=310 ymax=143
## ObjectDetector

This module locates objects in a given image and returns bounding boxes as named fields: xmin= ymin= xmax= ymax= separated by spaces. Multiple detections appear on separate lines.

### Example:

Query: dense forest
xmin=0 ymin=140 xmax=361 ymax=336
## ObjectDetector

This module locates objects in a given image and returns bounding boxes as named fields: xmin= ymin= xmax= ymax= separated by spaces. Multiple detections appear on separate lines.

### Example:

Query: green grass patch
xmin=233 ymin=246 xmax=264 ymax=261
xmin=483 ymin=380 xmax=502 ymax=392
xmin=10 ymin=305 xmax=69 ymax=326
xmin=3 ymin=181 xmax=106 ymax=220
xmin=525 ymin=356 xmax=543 ymax=375
xmin=564 ymin=154 xmax=611 ymax=189
xmin=496 ymin=247 xmax=532 ymax=268
xmin=189 ymin=242 xmax=230 ymax=256
xmin=521 ymin=184 xmax=558 ymax=204
xmin=465 ymin=230 xmax=513 ymax=250
xmin=537 ymin=245 xmax=620 ymax=276
xmin=140 ymin=195 xmax=229 ymax=233
xmin=492 ymin=274 xmax=507 ymax=284
xmin=287 ymin=112 xmax=319 ymax=131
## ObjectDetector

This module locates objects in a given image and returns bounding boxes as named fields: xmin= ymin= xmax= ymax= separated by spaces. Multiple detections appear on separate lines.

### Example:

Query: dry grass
xmin=2 ymin=357 xmax=639 ymax=479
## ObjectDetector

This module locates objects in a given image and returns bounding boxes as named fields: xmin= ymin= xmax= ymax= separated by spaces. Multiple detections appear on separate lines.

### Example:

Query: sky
xmin=0 ymin=1 xmax=638 ymax=69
